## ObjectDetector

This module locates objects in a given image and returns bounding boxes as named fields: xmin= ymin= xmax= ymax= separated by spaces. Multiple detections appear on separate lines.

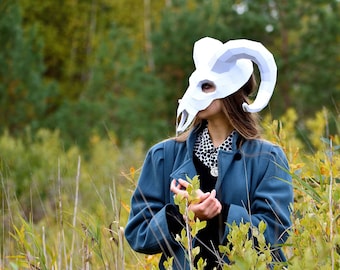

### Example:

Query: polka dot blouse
xmin=194 ymin=127 xmax=235 ymax=173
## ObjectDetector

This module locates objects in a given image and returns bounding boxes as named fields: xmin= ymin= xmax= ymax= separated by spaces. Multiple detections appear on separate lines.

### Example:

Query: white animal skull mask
xmin=176 ymin=37 xmax=277 ymax=134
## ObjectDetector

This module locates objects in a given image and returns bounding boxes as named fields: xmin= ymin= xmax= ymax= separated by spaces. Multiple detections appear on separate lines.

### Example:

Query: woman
xmin=124 ymin=37 xmax=293 ymax=269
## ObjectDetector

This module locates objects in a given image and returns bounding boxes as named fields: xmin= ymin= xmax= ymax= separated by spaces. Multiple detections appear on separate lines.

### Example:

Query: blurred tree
xmin=45 ymin=25 xmax=170 ymax=148
xmin=291 ymin=0 xmax=340 ymax=115
xmin=18 ymin=0 xmax=168 ymax=147
xmin=20 ymin=0 xmax=113 ymax=101
xmin=254 ymin=0 xmax=340 ymax=117
xmin=151 ymin=0 xmax=277 ymax=122
xmin=84 ymin=26 xmax=170 ymax=146
xmin=0 ymin=0 xmax=57 ymax=136
xmin=152 ymin=0 xmax=340 ymax=122
xmin=19 ymin=0 xmax=166 ymax=101
xmin=1 ymin=0 xmax=338 ymax=148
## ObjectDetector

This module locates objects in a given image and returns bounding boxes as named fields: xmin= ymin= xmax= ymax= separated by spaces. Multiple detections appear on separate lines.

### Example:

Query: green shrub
xmin=1 ymin=108 xmax=339 ymax=269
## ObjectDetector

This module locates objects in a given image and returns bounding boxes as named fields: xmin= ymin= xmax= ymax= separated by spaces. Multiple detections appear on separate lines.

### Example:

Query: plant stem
xmin=57 ymin=158 xmax=63 ymax=270
xmin=328 ymin=138 xmax=334 ymax=270
xmin=42 ymin=226 xmax=47 ymax=265
xmin=185 ymin=199 xmax=194 ymax=270
xmin=70 ymin=156 xmax=81 ymax=270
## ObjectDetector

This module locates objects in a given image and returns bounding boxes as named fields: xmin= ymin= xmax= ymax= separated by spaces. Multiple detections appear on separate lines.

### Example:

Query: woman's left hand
xmin=170 ymin=179 xmax=222 ymax=220
xmin=188 ymin=189 xmax=222 ymax=220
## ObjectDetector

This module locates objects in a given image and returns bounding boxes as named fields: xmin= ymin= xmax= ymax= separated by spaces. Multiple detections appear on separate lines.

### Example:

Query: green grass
xmin=1 ymin=108 xmax=339 ymax=269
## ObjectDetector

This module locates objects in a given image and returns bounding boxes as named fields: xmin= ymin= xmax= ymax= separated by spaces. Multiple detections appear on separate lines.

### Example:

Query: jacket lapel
xmin=170 ymin=159 xmax=198 ymax=181
xmin=215 ymin=151 xmax=235 ymax=192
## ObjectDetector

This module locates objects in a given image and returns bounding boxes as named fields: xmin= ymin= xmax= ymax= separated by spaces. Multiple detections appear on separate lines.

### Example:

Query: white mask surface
xmin=176 ymin=37 xmax=277 ymax=134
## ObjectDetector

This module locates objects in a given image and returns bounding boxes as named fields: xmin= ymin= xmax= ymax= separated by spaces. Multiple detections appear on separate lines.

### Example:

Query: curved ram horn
xmin=210 ymin=39 xmax=277 ymax=113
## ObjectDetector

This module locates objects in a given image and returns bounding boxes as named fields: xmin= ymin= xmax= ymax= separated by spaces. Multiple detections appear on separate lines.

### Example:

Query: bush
xmin=0 ymin=108 xmax=339 ymax=269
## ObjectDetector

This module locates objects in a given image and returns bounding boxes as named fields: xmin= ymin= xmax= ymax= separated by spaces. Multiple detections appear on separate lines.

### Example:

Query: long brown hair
xmin=223 ymin=74 xmax=261 ymax=139
xmin=175 ymin=74 xmax=261 ymax=142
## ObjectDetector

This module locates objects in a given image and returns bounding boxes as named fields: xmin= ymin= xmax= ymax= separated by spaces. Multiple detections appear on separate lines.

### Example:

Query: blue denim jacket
xmin=125 ymin=128 xmax=293 ymax=269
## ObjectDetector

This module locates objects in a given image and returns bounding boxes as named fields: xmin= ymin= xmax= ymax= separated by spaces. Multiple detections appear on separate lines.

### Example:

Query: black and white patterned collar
xmin=194 ymin=127 xmax=235 ymax=177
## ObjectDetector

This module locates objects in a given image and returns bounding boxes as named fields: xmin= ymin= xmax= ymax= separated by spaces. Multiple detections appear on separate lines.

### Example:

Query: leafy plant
xmin=1 ymin=108 xmax=340 ymax=269
xmin=170 ymin=175 xmax=278 ymax=270
xmin=172 ymin=175 xmax=207 ymax=270
xmin=219 ymin=221 xmax=273 ymax=270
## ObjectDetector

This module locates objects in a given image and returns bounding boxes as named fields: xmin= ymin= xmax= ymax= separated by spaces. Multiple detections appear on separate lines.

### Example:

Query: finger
xmin=170 ymin=179 xmax=189 ymax=197
xmin=170 ymin=179 xmax=182 ymax=194
xmin=199 ymin=195 xmax=216 ymax=209
xmin=170 ymin=179 xmax=185 ymax=191
xmin=198 ymin=190 xmax=216 ymax=205
xmin=177 ymin=179 xmax=208 ymax=199
xmin=197 ymin=194 xmax=221 ymax=216
xmin=177 ymin=179 xmax=189 ymax=188
xmin=209 ymin=190 xmax=222 ymax=213
xmin=197 ymin=192 xmax=210 ymax=202
xmin=196 ymin=189 xmax=205 ymax=198
xmin=170 ymin=179 xmax=177 ymax=192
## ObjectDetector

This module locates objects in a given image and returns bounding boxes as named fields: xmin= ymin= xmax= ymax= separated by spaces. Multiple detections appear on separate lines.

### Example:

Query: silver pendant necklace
xmin=194 ymin=127 xmax=235 ymax=178
xmin=210 ymin=166 xmax=218 ymax=177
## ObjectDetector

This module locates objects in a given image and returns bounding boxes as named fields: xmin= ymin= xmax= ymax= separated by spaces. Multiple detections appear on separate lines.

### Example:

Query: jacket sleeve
xmin=224 ymin=144 xmax=293 ymax=254
xmin=124 ymin=142 xmax=181 ymax=255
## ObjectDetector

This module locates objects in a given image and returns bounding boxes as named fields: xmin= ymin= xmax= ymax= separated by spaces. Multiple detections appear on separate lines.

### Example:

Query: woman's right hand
xmin=170 ymin=179 xmax=206 ymax=198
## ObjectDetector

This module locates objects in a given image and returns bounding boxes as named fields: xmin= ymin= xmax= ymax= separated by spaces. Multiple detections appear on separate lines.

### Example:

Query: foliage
xmin=152 ymin=0 xmax=340 ymax=122
xmin=170 ymin=177 xmax=273 ymax=269
xmin=263 ymin=108 xmax=340 ymax=269
xmin=0 ymin=1 xmax=57 ymax=136
xmin=0 ymin=0 xmax=339 ymax=149
xmin=0 ymin=127 xmax=145 ymax=269
xmin=0 ymin=0 xmax=340 ymax=267
xmin=293 ymin=0 xmax=340 ymax=115
xmin=220 ymin=221 xmax=273 ymax=270
xmin=172 ymin=175 xmax=207 ymax=269
xmin=170 ymin=176 xmax=284 ymax=269
xmin=286 ymin=121 xmax=340 ymax=269
xmin=0 ymin=108 xmax=340 ymax=269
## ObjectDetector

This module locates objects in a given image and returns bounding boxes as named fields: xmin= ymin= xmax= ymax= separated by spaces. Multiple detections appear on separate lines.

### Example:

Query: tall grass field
xmin=1 ymin=108 xmax=339 ymax=269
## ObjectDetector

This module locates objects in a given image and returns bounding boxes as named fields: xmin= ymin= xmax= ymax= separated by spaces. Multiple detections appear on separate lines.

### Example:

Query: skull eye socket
xmin=201 ymin=81 xmax=216 ymax=93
